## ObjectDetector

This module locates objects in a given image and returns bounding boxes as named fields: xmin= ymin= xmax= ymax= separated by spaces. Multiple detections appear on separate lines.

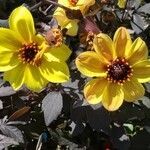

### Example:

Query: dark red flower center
xmin=106 ymin=58 xmax=133 ymax=85
xmin=18 ymin=42 xmax=39 ymax=65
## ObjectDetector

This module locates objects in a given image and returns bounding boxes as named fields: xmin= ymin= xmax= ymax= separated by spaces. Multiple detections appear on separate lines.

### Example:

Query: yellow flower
xmin=76 ymin=27 xmax=150 ymax=111
xmin=117 ymin=0 xmax=126 ymax=8
xmin=53 ymin=0 xmax=95 ymax=36
xmin=0 ymin=6 xmax=71 ymax=92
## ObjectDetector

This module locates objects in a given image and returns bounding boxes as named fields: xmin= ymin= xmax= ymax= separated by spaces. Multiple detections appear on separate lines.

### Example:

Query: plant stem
xmin=29 ymin=1 xmax=42 ymax=11
xmin=44 ymin=0 xmax=70 ymax=10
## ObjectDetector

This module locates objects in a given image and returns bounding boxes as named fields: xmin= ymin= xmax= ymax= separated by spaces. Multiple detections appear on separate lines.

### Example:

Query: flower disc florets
xmin=107 ymin=58 xmax=133 ymax=85
xmin=18 ymin=42 xmax=40 ymax=65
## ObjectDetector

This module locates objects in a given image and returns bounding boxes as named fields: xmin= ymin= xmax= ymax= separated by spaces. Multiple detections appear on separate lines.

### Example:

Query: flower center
xmin=106 ymin=58 xmax=133 ymax=85
xmin=69 ymin=0 xmax=78 ymax=6
xmin=18 ymin=42 xmax=40 ymax=66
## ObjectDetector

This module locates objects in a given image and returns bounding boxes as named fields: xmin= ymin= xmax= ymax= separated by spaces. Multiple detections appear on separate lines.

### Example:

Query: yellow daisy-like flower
xmin=76 ymin=27 xmax=150 ymax=111
xmin=53 ymin=0 xmax=95 ymax=36
xmin=0 ymin=6 xmax=71 ymax=92
xmin=117 ymin=0 xmax=126 ymax=8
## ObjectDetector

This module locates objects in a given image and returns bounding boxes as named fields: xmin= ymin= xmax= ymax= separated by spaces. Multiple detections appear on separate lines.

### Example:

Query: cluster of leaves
xmin=0 ymin=0 xmax=150 ymax=149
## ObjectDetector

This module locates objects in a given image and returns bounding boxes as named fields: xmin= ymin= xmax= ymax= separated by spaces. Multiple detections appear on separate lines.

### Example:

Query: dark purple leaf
xmin=42 ymin=92 xmax=63 ymax=126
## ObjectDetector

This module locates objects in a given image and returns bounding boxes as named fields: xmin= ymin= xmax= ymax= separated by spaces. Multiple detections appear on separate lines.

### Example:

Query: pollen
xmin=86 ymin=31 xmax=95 ymax=50
xmin=69 ymin=0 xmax=78 ymax=6
xmin=18 ymin=42 xmax=40 ymax=66
xmin=45 ymin=28 xmax=63 ymax=47
xmin=106 ymin=58 xmax=133 ymax=85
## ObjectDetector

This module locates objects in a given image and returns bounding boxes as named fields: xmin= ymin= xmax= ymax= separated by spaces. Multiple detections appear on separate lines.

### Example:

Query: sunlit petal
xmin=132 ymin=60 xmax=150 ymax=83
xmin=84 ymin=78 xmax=107 ymax=104
xmin=39 ymin=60 xmax=70 ymax=83
xmin=127 ymin=37 xmax=148 ymax=65
xmin=24 ymin=65 xmax=48 ymax=92
xmin=53 ymin=7 xmax=71 ymax=28
xmin=113 ymin=27 xmax=132 ymax=57
xmin=4 ymin=64 xmax=25 ymax=90
xmin=0 ymin=28 xmax=22 ymax=51
xmin=77 ymin=0 xmax=95 ymax=14
xmin=123 ymin=78 xmax=145 ymax=102
xmin=9 ymin=6 xmax=35 ymax=43
xmin=117 ymin=0 xmax=126 ymax=8
xmin=76 ymin=51 xmax=107 ymax=77
xmin=65 ymin=21 xmax=79 ymax=36
xmin=33 ymin=34 xmax=47 ymax=47
xmin=93 ymin=33 xmax=115 ymax=63
xmin=57 ymin=0 xmax=70 ymax=7
xmin=102 ymin=83 xmax=124 ymax=111
xmin=54 ymin=8 xmax=79 ymax=36
xmin=44 ymin=44 xmax=71 ymax=62
xmin=0 ymin=53 xmax=20 ymax=71
xmin=57 ymin=0 xmax=95 ymax=14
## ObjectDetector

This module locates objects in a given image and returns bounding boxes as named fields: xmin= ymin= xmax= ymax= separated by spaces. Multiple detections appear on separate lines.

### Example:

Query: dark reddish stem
xmin=45 ymin=0 xmax=70 ymax=11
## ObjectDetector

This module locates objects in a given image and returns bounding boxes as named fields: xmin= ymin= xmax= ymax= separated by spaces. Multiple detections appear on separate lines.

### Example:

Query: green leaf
xmin=123 ymin=123 xmax=134 ymax=132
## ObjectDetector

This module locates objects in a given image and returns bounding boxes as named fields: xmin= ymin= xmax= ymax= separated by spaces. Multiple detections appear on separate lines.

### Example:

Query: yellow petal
xmin=127 ymin=37 xmax=148 ymax=65
xmin=4 ymin=64 xmax=25 ymax=90
xmin=75 ymin=51 xmax=107 ymax=77
xmin=33 ymin=34 xmax=47 ymax=47
xmin=113 ymin=27 xmax=132 ymax=58
xmin=0 ymin=28 xmax=22 ymax=51
xmin=117 ymin=0 xmax=126 ymax=8
xmin=132 ymin=60 xmax=150 ymax=83
xmin=84 ymin=78 xmax=107 ymax=104
xmin=57 ymin=0 xmax=70 ymax=7
xmin=33 ymin=34 xmax=48 ymax=59
xmin=57 ymin=0 xmax=95 ymax=14
xmin=102 ymin=83 xmax=124 ymax=111
xmin=24 ymin=65 xmax=48 ymax=92
xmin=53 ymin=8 xmax=71 ymax=28
xmin=54 ymin=8 xmax=79 ymax=36
xmin=9 ymin=6 xmax=35 ymax=43
xmin=44 ymin=44 xmax=71 ymax=62
xmin=39 ymin=60 xmax=70 ymax=83
xmin=65 ymin=21 xmax=79 ymax=36
xmin=77 ymin=0 xmax=95 ymax=14
xmin=0 ymin=53 xmax=20 ymax=71
xmin=123 ymin=78 xmax=145 ymax=102
xmin=93 ymin=33 xmax=115 ymax=63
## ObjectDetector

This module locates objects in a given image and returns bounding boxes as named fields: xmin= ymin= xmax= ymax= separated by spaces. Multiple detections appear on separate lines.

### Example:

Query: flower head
xmin=76 ymin=27 xmax=150 ymax=111
xmin=0 ymin=6 xmax=71 ymax=92
xmin=53 ymin=0 xmax=95 ymax=36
